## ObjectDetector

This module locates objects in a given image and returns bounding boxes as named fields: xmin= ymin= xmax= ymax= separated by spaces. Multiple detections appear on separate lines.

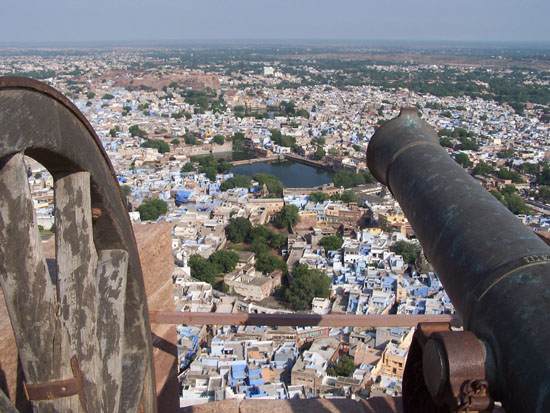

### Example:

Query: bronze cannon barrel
xmin=367 ymin=108 xmax=550 ymax=412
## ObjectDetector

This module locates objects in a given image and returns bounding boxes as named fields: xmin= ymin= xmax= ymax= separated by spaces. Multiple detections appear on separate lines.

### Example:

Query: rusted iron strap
xmin=24 ymin=356 xmax=88 ymax=412
xmin=24 ymin=377 xmax=80 ymax=400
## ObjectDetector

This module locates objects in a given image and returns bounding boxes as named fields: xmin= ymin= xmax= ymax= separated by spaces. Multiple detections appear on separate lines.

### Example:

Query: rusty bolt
xmin=91 ymin=207 xmax=102 ymax=221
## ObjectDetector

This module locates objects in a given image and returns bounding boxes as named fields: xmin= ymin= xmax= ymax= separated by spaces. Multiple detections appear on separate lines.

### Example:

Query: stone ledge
xmin=180 ymin=397 xmax=402 ymax=413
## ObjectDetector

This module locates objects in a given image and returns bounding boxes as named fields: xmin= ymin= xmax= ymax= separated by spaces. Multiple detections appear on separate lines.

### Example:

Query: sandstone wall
xmin=133 ymin=222 xmax=178 ymax=412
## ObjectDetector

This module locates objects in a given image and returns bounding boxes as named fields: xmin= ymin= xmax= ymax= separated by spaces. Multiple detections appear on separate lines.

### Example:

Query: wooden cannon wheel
xmin=0 ymin=77 xmax=156 ymax=412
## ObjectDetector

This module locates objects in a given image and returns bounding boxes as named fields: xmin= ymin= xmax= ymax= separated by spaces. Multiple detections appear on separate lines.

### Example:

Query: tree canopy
xmin=184 ymin=134 xmax=200 ymax=145
xmin=220 ymin=175 xmax=252 ymax=191
xmin=327 ymin=354 xmax=355 ymax=377
xmin=320 ymin=235 xmax=344 ymax=251
xmin=181 ymin=162 xmax=195 ymax=173
xmin=188 ymin=255 xmax=218 ymax=284
xmin=270 ymin=129 xmax=296 ymax=148
xmin=225 ymin=217 xmax=252 ymax=243
xmin=231 ymin=132 xmax=246 ymax=151
xmin=454 ymin=152 xmax=472 ymax=168
xmin=332 ymin=170 xmax=375 ymax=188
xmin=283 ymin=264 xmax=331 ymax=311
xmin=213 ymin=134 xmax=225 ymax=145
xmin=392 ymin=240 xmax=422 ymax=265
xmin=276 ymin=205 xmax=300 ymax=229
xmin=189 ymin=250 xmax=239 ymax=285
xmin=129 ymin=125 xmax=147 ymax=138
xmin=340 ymin=190 xmax=358 ymax=204
xmin=137 ymin=198 xmax=168 ymax=221
xmin=309 ymin=191 xmax=329 ymax=203
xmin=208 ymin=250 xmax=239 ymax=273
xmin=254 ymin=253 xmax=287 ymax=274
xmin=328 ymin=147 xmax=340 ymax=157
xmin=314 ymin=147 xmax=326 ymax=160
xmin=253 ymin=173 xmax=284 ymax=196
xmin=140 ymin=139 xmax=170 ymax=154
xmin=473 ymin=161 xmax=494 ymax=176
xmin=491 ymin=186 xmax=530 ymax=215
xmin=497 ymin=167 xmax=524 ymax=183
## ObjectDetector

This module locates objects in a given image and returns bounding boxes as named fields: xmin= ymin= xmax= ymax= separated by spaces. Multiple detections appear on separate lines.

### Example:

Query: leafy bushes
xmin=283 ymin=264 xmax=331 ymax=311
xmin=137 ymin=198 xmax=168 ymax=221
xmin=140 ymin=139 xmax=170 ymax=153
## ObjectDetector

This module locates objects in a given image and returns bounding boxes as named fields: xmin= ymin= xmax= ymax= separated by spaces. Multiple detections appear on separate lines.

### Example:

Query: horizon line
xmin=1 ymin=38 xmax=550 ymax=50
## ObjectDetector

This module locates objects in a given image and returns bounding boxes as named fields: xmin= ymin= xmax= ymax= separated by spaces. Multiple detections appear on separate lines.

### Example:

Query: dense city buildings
xmin=6 ymin=44 xmax=550 ymax=407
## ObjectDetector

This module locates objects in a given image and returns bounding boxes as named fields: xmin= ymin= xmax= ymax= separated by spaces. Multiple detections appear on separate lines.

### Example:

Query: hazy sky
xmin=1 ymin=0 xmax=549 ymax=45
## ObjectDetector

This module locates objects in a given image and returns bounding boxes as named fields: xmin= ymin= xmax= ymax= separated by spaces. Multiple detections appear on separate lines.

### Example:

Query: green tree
xmin=340 ymin=190 xmax=358 ymax=203
xmin=538 ymin=186 xmax=550 ymax=202
xmin=520 ymin=162 xmax=539 ymax=176
xmin=232 ymin=132 xmax=245 ymax=151
xmin=129 ymin=125 xmax=147 ymax=138
xmin=538 ymin=166 xmax=550 ymax=185
xmin=140 ymin=139 xmax=170 ymax=154
xmin=473 ymin=161 xmax=494 ymax=176
xmin=102 ymin=93 xmax=114 ymax=100
xmin=314 ymin=147 xmax=326 ymax=160
xmin=327 ymin=354 xmax=355 ymax=377
xmin=283 ymin=265 xmax=331 ymax=311
xmin=184 ymin=135 xmax=199 ymax=145
xmin=352 ymin=144 xmax=361 ymax=152
xmin=255 ymin=253 xmax=287 ymax=274
xmin=309 ymin=192 xmax=330 ymax=203
xmin=250 ymin=239 xmax=271 ymax=255
xmin=439 ymin=137 xmax=453 ymax=148
xmin=220 ymin=175 xmax=252 ymax=191
xmin=225 ymin=217 xmax=252 ymax=243
xmin=120 ymin=185 xmax=131 ymax=198
xmin=181 ymin=162 xmax=195 ymax=173
xmin=247 ymin=225 xmax=273 ymax=243
xmin=328 ymin=147 xmax=340 ymax=157
xmin=454 ymin=153 xmax=472 ymax=168
xmin=491 ymin=187 xmax=530 ymax=215
xmin=504 ymin=193 xmax=530 ymax=215
xmin=497 ymin=167 xmax=524 ymax=183
xmin=497 ymin=149 xmax=515 ymax=159
xmin=86 ymin=92 xmax=95 ymax=99
xmin=188 ymin=255 xmax=218 ymax=284
xmin=171 ymin=138 xmax=180 ymax=146
xmin=208 ymin=250 xmax=239 ymax=273
xmin=320 ymin=235 xmax=344 ymax=251
xmin=213 ymin=134 xmax=225 ymax=145
xmin=137 ymin=198 xmax=168 ymax=221
xmin=200 ymin=166 xmax=217 ymax=181
xmin=490 ymin=189 xmax=504 ymax=204
xmin=253 ymin=173 xmax=284 ymax=196
xmin=332 ymin=170 xmax=374 ymax=188
xmin=109 ymin=128 xmax=117 ymax=137
xmin=270 ymin=129 xmax=296 ymax=148
xmin=276 ymin=205 xmax=300 ymax=229
xmin=392 ymin=240 xmax=422 ymax=265
xmin=457 ymin=137 xmax=479 ymax=151
xmin=269 ymin=233 xmax=287 ymax=249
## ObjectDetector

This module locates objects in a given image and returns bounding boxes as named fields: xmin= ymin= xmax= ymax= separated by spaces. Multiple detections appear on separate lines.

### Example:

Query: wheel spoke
xmin=0 ymin=388 xmax=18 ymax=413
xmin=96 ymin=249 xmax=128 ymax=413
xmin=0 ymin=153 xmax=58 ymax=384
xmin=54 ymin=171 xmax=101 ymax=411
